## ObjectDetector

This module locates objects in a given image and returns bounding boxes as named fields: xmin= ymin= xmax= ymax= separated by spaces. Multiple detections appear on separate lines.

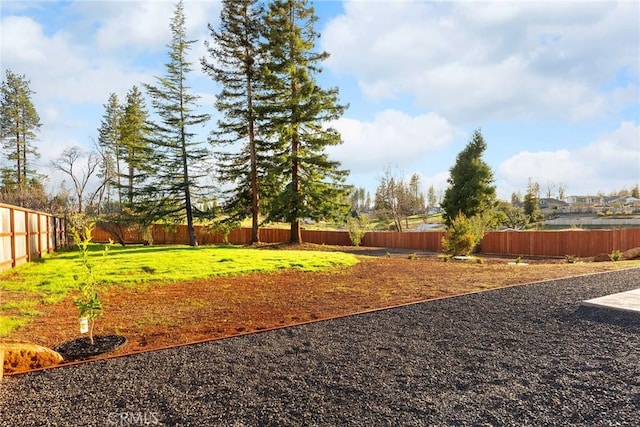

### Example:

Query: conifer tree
xmin=441 ymin=129 xmax=496 ymax=225
xmin=523 ymin=178 xmax=542 ymax=224
xmin=261 ymin=0 xmax=349 ymax=243
xmin=97 ymin=93 xmax=122 ymax=208
xmin=202 ymin=0 xmax=266 ymax=243
xmin=144 ymin=0 xmax=210 ymax=246
xmin=119 ymin=86 xmax=152 ymax=206
xmin=0 ymin=69 xmax=42 ymax=197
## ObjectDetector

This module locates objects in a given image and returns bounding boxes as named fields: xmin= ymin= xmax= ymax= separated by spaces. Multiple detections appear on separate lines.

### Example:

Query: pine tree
xmin=119 ymin=86 xmax=152 ymax=206
xmin=97 ymin=93 xmax=123 ymax=209
xmin=408 ymin=173 xmax=425 ymax=214
xmin=427 ymin=184 xmax=437 ymax=210
xmin=202 ymin=0 xmax=266 ymax=243
xmin=0 ymin=69 xmax=42 ymax=199
xmin=144 ymin=0 xmax=210 ymax=246
xmin=523 ymin=178 xmax=542 ymax=224
xmin=441 ymin=129 xmax=496 ymax=225
xmin=261 ymin=0 xmax=349 ymax=243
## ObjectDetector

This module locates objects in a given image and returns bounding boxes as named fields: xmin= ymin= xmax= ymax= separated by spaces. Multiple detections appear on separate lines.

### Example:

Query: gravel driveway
xmin=1 ymin=269 xmax=639 ymax=426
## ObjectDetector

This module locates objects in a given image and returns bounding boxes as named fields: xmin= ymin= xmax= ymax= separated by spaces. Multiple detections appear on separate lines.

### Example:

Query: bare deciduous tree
xmin=51 ymin=146 xmax=102 ymax=213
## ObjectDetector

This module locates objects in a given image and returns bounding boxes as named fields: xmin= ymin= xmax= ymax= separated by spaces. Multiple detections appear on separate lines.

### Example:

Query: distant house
xmin=564 ymin=194 xmax=640 ymax=213
xmin=539 ymin=198 xmax=568 ymax=209
xmin=566 ymin=195 xmax=595 ymax=206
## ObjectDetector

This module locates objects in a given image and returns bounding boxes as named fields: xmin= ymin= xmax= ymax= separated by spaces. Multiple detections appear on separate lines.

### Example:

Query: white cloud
xmin=88 ymin=0 xmax=220 ymax=53
xmin=1 ymin=13 xmax=154 ymax=105
xmin=327 ymin=109 xmax=456 ymax=174
xmin=578 ymin=121 xmax=640 ymax=179
xmin=322 ymin=1 xmax=640 ymax=122
xmin=93 ymin=1 xmax=176 ymax=52
xmin=498 ymin=121 xmax=640 ymax=197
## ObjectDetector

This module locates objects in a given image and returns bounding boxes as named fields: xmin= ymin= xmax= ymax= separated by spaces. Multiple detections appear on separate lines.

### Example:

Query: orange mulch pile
xmin=3 ymin=248 xmax=638 ymax=369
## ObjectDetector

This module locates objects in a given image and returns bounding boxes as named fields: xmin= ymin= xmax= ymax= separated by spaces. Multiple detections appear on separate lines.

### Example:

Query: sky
xmin=1 ymin=0 xmax=639 ymax=203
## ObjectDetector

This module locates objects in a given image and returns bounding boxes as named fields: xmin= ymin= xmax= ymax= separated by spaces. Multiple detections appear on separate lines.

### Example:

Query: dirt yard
xmin=4 ymin=247 xmax=638 ymax=367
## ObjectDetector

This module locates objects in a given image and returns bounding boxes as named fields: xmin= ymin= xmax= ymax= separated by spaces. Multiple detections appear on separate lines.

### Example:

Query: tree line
xmin=0 ymin=0 xmax=349 ymax=245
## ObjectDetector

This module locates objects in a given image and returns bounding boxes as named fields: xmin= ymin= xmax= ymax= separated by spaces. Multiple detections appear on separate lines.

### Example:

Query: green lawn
xmin=0 ymin=244 xmax=358 ymax=336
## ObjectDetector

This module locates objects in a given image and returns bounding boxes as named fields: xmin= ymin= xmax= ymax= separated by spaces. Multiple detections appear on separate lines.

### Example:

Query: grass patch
xmin=0 ymin=244 xmax=358 ymax=336
xmin=0 ymin=299 xmax=42 ymax=317
xmin=0 ymin=316 xmax=30 ymax=335
xmin=1 ymin=245 xmax=358 ymax=294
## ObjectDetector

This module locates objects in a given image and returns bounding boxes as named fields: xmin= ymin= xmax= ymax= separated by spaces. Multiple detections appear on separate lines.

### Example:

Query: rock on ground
xmin=1 ymin=342 xmax=63 ymax=374
xmin=622 ymin=246 xmax=640 ymax=260
xmin=593 ymin=252 xmax=612 ymax=262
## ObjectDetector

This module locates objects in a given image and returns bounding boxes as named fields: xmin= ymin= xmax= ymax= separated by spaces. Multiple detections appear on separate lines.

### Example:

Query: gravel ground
xmin=1 ymin=269 xmax=639 ymax=427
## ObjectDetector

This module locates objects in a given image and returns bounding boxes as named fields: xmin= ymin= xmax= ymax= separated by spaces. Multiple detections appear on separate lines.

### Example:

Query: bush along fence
xmin=92 ymin=224 xmax=640 ymax=259
xmin=0 ymin=203 xmax=68 ymax=272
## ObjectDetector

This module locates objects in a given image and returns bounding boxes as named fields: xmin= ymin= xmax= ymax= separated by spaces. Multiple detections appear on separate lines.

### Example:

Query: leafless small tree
xmin=51 ymin=146 xmax=103 ymax=213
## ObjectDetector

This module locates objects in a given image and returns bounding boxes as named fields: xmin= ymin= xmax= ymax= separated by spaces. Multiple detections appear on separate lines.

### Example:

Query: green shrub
xmin=347 ymin=215 xmax=370 ymax=247
xmin=441 ymin=212 xmax=484 ymax=256
xmin=611 ymin=249 xmax=622 ymax=261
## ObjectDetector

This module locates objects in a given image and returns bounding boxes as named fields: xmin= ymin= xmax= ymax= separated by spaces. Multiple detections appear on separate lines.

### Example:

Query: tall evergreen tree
xmin=427 ymin=184 xmax=437 ymax=209
xmin=441 ymin=129 xmax=496 ymax=225
xmin=97 ymin=92 xmax=123 ymax=209
xmin=202 ymin=0 xmax=266 ymax=243
xmin=0 ymin=69 xmax=42 ymax=197
xmin=408 ymin=173 xmax=425 ymax=214
xmin=144 ymin=0 xmax=210 ymax=246
xmin=261 ymin=0 xmax=349 ymax=243
xmin=523 ymin=178 xmax=542 ymax=223
xmin=374 ymin=174 xmax=405 ymax=232
xmin=119 ymin=86 xmax=152 ymax=206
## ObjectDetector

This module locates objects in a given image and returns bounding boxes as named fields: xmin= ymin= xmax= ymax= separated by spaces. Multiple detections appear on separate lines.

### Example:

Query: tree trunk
xmin=180 ymin=107 xmax=197 ymax=247
xmin=290 ymin=127 xmax=301 ymax=244
xmin=290 ymin=220 xmax=301 ymax=244
xmin=246 ymin=57 xmax=259 ymax=244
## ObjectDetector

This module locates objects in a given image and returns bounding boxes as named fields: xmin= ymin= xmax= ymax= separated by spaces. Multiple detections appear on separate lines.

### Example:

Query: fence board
xmin=0 ymin=203 xmax=67 ymax=271
xmin=481 ymin=229 xmax=640 ymax=257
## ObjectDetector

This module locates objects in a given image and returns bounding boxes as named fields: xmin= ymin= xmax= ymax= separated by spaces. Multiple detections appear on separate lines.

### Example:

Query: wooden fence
xmin=0 ymin=203 xmax=67 ymax=272
xmin=481 ymin=229 xmax=640 ymax=257
xmin=92 ymin=225 xmax=354 ymax=247
xmin=93 ymin=224 xmax=640 ymax=258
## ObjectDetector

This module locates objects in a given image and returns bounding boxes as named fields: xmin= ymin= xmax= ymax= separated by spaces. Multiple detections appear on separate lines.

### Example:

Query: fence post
xmin=36 ymin=212 xmax=42 ymax=258
xmin=25 ymin=211 xmax=31 ymax=262
xmin=9 ymin=207 xmax=16 ymax=268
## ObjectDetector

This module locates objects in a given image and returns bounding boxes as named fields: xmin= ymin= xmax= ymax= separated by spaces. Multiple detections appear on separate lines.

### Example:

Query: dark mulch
xmin=55 ymin=335 xmax=127 ymax=362
xmin=1 ymin=269 xmax=638 ymax=426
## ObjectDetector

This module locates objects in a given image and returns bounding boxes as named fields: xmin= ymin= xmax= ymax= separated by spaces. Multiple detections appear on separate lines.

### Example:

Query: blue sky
xmin=1 ymin=0 xmax=639 ymax=202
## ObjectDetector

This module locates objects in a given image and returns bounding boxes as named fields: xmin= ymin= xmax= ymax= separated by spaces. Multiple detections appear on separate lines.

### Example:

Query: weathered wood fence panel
xmin=363 ymin=231 xmax=445 ymax=252
xmin=93 ymin=224 xmax=640 ymax=258
xmin=0 ymin=203 xmax=67 ymax=272
xmin=481 ymin=229 xmax=640 ymax=257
